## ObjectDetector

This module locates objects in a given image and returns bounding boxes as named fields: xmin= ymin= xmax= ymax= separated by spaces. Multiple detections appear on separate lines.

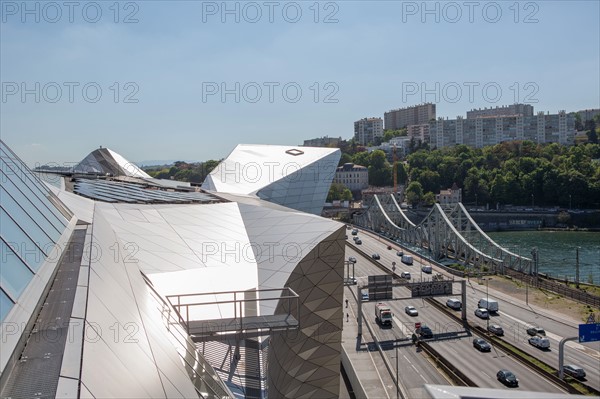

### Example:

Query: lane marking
xmin=501 ymin=311 xmax=600 ymax=360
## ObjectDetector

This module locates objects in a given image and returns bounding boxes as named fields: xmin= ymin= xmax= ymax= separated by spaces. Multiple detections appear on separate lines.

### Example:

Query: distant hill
xmin=136 ymin=160 xmax=198 ymax=167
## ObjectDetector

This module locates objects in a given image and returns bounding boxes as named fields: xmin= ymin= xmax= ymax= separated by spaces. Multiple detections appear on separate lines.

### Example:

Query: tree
xmin=394 ymin=162 xmax=408 ymax=186
xmin=327 ymin=183 xmax=353 ymax=202
xmin=405 ymin=181 xmax=424 ymax=206
xmin=587 ymin=129 xmax=598 ymax=144
xmin=423 ymin=191 xmax=436 ymax=206
xmin=368 ymin=150 xmax=392 ymax=186
xmin=352 ymin=151 xmax=370 ymax=167
xmin=338 ymin=153 xmax=353 ymax=166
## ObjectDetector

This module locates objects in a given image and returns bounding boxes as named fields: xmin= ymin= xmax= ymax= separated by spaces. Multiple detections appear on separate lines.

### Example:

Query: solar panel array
xmin=73 ymin=179 xmax=223 ymax=204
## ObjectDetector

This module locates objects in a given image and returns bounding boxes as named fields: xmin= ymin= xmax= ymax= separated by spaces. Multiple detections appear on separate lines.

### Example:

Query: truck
xmin=401 ymin=254 xmax=413 ymax=265
xmin=478 ymin=298 xmax=499 ymax=313
xmin=375 ymin=302 xmax=393 ymax=326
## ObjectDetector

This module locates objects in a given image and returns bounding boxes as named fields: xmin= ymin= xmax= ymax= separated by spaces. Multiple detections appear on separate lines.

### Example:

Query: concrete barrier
xmin=341 ymin=348 xmax=367 ymax=399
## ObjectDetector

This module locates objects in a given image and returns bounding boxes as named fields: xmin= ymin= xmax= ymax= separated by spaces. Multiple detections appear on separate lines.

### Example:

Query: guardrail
xmin=419 ymin=341 xmax=477 ymax=387
xmin=347 ymin=239 xmax=599 ymax=396
xmin=427 ymin=296 xmax=600 ymax=396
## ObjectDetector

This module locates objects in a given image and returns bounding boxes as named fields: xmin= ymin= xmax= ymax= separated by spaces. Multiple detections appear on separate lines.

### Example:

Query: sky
xmin=1 ymin=0 xmax=599 ymax=166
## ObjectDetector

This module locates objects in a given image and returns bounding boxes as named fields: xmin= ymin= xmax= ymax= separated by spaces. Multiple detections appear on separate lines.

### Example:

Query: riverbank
xmin=477 ymin=275 xmax=598 ymax=323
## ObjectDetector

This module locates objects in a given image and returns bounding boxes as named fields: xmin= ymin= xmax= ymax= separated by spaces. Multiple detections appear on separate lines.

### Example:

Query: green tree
xmin=394 ymin=162 xmax=408 ymax=186
xmin=352 ymin=151 xmax=370 ymax=167
xmin=423 ymin=191 xmax=436 ymax=206
xmin=338 ymin=153 xmax=353 ymax=166
xmin=368 ymin=150 xmax=392 ymax=186
xmin=405 ymin=181 xmax=424 ymax=206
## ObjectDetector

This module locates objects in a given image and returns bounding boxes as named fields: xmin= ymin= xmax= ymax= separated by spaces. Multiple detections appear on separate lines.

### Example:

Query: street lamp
xmin=531 ymin=194 xmax=534 ymax=208
xmin=486 ymin=276 xmax=490 ymax=332
xmin=569 ymin=194 xmax=572 ymax=210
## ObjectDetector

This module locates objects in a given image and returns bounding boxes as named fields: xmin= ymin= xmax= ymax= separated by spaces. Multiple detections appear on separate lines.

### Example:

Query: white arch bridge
xmin=353 ymin=194 xmax=536 ymax=275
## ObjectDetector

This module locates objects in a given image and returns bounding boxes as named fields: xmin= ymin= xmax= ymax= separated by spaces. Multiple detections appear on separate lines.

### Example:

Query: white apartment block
xmin=429 ymin=111 xmax=575 ymax=149
xmin=467 ymin=103 xmax=534 ymax=119
xmin=354 ymin=117 xmax=383 ymax=145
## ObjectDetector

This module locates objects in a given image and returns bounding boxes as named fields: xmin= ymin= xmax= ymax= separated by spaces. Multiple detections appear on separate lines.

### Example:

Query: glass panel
xmin=0 ymin=168 xmax=63 ymax=239
xmin=0 ymin=239 xmax=34 ymax=299
xmin=0 ymin=288 xmax=14 ymax=322
xmin=0 ymin=208 xmax=44 ymax=272
xmin=0 ymin=159 xmax=67 ymax=233
xmin=0 ymin=152 xmax=68 ymax=229
xmin=0 ymin=185 xmax=57 ymax=247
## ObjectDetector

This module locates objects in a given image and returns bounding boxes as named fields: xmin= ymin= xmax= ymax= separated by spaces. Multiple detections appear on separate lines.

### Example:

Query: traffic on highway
xmin=344 ymin=226 xmax=600 ymax=394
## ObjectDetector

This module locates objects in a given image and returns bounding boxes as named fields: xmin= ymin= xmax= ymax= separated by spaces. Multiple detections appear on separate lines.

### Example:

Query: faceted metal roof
xmin=72 ymin=178 xmax=225 ymax=204
xmin=73 ymin=147 xmax=150 ymax=178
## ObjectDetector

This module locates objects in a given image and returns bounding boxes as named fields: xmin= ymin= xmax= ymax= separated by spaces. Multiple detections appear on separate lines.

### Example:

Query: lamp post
xmin=569 ymin=194 xmax=572 ymax=210
xmin=486 ymin=276 xmax=490 ymax=332
xmin=475 ymin=193 xmax=478 ymax=207
xmin=531 ymin=194 xmax=534 ymax=208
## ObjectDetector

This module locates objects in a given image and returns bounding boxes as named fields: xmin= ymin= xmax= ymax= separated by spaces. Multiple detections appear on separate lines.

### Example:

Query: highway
xmin=344 ymin=228 xmax=600 ymax=393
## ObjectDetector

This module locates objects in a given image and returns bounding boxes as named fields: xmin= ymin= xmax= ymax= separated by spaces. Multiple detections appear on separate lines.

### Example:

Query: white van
xmin=478 ymin=298 xmax=499 ymax=313
xmin=446 ymin=298 xmax=461 ymax=310
xmin=401 ymin=254 xmax=413 ymax=265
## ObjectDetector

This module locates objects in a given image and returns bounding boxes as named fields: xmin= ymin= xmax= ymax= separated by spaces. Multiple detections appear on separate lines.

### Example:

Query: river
xmin=487 ymin=231 xmax=600 ymax=284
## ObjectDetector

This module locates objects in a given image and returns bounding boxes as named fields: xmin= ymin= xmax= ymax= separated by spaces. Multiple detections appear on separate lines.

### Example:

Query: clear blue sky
xmin=1 ymin=0 xmax=599 ymax=166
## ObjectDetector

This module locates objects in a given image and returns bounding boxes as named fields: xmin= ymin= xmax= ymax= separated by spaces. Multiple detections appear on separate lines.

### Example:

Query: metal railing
xmin=166 ymin=287 xmax=300 ymax=334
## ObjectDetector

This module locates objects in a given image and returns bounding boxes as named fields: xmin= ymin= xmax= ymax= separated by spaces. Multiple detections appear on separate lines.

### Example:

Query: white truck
xmin=375 ymin=303 xmax=393 ymax=326
xmin=478 ymin=298 xmax=499 ymax=313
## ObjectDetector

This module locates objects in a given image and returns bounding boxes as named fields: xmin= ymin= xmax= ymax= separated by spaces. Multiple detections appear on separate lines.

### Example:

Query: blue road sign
xmin=578 ymin=323 xmax=600 ymax=343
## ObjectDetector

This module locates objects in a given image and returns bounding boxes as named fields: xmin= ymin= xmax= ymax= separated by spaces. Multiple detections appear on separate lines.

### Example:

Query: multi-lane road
xmin=345 ymin=228 xmax=600 ymax=393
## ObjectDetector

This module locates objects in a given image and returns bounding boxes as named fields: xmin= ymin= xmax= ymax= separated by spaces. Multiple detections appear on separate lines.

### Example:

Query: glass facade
xmin=0 ymin=140 xmax=71 ymax=321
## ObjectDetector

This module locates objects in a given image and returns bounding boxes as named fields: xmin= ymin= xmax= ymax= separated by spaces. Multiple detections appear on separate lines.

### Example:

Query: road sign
xmin=368 ymin=275 xmax=393 ymax=300
xmin=578 ymin=323 xmax=600 ymax=343
xmin=409 ymin=281 xmax=453 ymax=297
xmin=587 ymin=313 xmax=596 ymax=324
xmin=415 ymin=322 xmax=421 ymax=329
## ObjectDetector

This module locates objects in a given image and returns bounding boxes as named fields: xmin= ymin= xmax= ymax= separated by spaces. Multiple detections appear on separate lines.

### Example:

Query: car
xmin=353 ymin=236 xmax=359 ymax=241
xmin=497 ymin=369 xmax=518 ymax=387
xmin=361 ymin=292 xmax=369 ymax=301
xmin=351 ymin=229 xmax=358 ymax=235
xmin=421 ymin=265 xmax=432 ymax=274
xmin=356 ymin=239 xmax=362 ymax=245
xmin=396 ymin=250 xmax=404 ymax=257
xmin=387 ymin=245 xmax=392 ymax=250
xmin=371 ymin=253 xmax=380 ymax=260
xmin=528 ymin=336 xmax=550 ymax=349
xmin=405 ymin=305 xmax=418 ymax=316
xmin=345 ymin=277 xmax=357 ymax=285
xmin=475 ymin=308 xmax=489 ymax=319
xmin=488 ymin=324 xmax=504 ymax=336
xmin=473 ymin=338 xmax=491 ymax=352
xmin=400 ymin=271 xmax=411 ymax=279
xmin=416 ymin=325 xmax=433 ymax=338
xmin=348 ymin=256 xmax=357 ymax=263
xmin=446 ymin=298 xmax=461 ymax=310
xmin=526 ymin=326 xmax=546 ymax=336
xmin=563 ymin=364 xmax=586 ymax=379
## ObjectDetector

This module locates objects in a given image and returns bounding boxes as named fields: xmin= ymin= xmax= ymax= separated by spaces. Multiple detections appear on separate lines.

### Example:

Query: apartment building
xmin=384 ymin=103 xmax=436 ymax=130
xmin=467 ymin=104 xmax=534 ymax=119
xmin=354 ymin=117 xmax=383 ymax=145
xmin=429 ymin=111 xmax=575 ymax=149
